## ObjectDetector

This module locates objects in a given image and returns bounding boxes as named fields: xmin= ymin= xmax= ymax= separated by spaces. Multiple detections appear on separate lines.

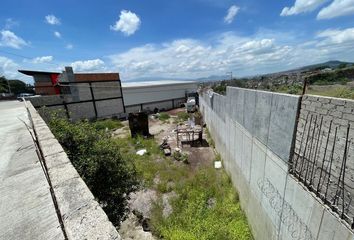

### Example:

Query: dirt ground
xmin=149 ymin=108 xmax=215 ymax=170
xmin=113 ymin=108 xmax=215 ymax=170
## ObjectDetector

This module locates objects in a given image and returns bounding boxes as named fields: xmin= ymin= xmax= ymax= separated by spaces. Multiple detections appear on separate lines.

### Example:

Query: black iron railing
xmin=290 ymin=112 xmax=353 ymax=228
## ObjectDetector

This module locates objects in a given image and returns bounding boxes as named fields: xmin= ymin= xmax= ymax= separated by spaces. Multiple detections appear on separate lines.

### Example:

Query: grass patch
xmin=114 ymin=131 xmax=252 ymax=239
xmin=114 ymin=135 xmax=189 ymax=189
xmin=158 ymin=112 xmax=171 ymax=122
xmin=177 ymin=111 xmax=190 ymax=121
xmin=151 ymin=168 xmax=253 ymax=240
xmin=93 ymin=118 xmax=124 ymax=131
xmin=307 ymin=85 xmax=354 ymax=100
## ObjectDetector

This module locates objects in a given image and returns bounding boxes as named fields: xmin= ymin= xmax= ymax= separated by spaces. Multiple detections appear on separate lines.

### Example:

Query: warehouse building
xmin=122 ymin=80 xmax=198 ymax=113
xmin=19 ymin=67 xmax=125 ymax=120
xmin=19 ymin=67 xmax=198 ymax=120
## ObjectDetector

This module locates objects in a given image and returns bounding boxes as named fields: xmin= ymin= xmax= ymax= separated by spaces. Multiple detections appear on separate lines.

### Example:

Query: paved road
xmin=0 ymin=101 xmax=64 ymax=240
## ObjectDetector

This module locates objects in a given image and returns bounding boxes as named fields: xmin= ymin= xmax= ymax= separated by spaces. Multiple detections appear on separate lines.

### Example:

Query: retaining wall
xmin=200 ymin=87 xmax=353 ymax=240
xmin=26 ymin=101 xmax=121 ymax=240
xmin=294 ymin=95 xmax=354 ymax=224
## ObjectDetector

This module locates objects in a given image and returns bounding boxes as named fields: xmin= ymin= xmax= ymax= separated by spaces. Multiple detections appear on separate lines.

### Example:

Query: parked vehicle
xmin=186 ymin=97 xmax=196 ymax=112
xmin=17 ymin=93 xmax=34 ymax=101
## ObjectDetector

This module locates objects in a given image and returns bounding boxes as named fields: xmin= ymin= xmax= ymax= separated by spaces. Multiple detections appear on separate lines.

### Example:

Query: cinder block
xmin=47 ymin=160 xmax=80 ymax=188
xmin=63 ymin=201 xmax=121 ymax=240
xmin=54 ymin=177 xmax=95 ymax=216
xmin=45 ymin=151 xmax=71 ymax=169
xmin=39 ymin=137 xmax=65 ymax=157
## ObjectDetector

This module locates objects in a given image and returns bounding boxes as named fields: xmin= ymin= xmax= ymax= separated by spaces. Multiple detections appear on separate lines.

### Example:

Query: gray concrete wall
xmin=28 ymin=86 xmax=125 ymax=121
xmin=200 ymin=87 xmax=353 ymax=240
xmin=26 ymin=101 xmax=121 ymax=240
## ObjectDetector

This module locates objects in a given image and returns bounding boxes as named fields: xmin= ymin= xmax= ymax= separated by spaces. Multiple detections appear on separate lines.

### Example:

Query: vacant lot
xmin=48 ymin=109 xmax=253 ymax=240
xmin=307 ymin=82 xmax=354 ymax=99
xmin=114 ymin=109 xmax=253 ymax=240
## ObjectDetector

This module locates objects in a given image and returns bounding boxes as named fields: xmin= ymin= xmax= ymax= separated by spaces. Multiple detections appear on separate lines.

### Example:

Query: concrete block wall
xmin=26 ymin=101 xmax=121 ymax=240
xmin=294 ymin=95 xmax=354 ymax=221
xmin=200 ymin=87 xmax=353 ymax=240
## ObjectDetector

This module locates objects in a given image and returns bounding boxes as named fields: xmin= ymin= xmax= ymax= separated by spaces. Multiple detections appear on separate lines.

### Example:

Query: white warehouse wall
xmin=122 ymin=81 xmax=198 ymax=106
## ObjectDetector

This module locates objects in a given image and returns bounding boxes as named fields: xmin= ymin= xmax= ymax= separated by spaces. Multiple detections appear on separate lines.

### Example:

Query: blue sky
xmin=1 ymin=0 xmax=354 ymax=83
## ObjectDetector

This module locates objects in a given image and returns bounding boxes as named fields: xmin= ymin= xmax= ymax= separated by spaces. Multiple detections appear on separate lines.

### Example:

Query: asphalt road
xmin=0 ymin=101 xmax=64 ymax=240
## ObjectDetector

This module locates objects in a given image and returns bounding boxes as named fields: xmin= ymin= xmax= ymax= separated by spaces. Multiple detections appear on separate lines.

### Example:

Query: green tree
xmin=48 ymin=114 xmax=138 ymax=226
xmin=0 ymin=76 xmax=34 ymax=94
xmin=338 ymin=63 xmax=348 ymax=69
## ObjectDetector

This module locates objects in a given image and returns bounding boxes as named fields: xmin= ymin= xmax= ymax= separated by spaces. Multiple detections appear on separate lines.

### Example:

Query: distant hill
xmin=125 ymin=76 xmax=193 ymax=82
xmin=124 ymin=60 xmax=354 ymax=83
xmin=297 ymin=60 xmax=354 ymax=72
xmin=196 ymin=75 xmax=230 ymax=82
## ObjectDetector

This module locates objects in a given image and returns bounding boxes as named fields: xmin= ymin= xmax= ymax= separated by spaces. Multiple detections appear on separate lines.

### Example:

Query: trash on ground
xmin=136 ymin=149 xmax=147 ymax=156
xmin=163 ymin=148 xmax=171 ymax=156
xmin=214 ymin=161 xmax=222 ymax=169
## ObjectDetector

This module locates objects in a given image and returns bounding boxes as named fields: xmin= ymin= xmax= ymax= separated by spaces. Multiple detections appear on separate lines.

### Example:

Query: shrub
xmin=159 ymin=112 xmax=170 ymax=121
xmin=48 ymin=115 xmax=138 ymax=226
xmin=177 ymin=111 xmax=190 ymax=122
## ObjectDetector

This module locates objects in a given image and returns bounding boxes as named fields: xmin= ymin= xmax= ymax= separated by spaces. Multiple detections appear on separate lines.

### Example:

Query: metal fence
xmin=290 ymin=112 xmax=353 ymax=228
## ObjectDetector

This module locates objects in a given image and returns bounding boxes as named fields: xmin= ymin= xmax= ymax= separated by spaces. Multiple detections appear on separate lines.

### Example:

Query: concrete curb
xmin=25 ymin=101 xmax=121 ymax=240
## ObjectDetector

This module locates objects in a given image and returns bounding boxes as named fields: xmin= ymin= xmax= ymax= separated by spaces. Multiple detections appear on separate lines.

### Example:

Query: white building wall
xmin=122 ymin=82 xmax=198 ymax=106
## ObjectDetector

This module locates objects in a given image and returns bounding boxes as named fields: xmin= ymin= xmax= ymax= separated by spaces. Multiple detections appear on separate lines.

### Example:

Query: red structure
xmin=19 ymin=69 xmax=121 ymax=96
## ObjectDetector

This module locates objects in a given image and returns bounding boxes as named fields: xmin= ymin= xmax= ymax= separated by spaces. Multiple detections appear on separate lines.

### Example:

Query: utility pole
xmin=226 ymin=71 xmax=233 ymax=81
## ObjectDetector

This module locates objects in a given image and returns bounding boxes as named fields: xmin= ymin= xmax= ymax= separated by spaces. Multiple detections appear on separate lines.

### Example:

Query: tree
xmin=338 ymin=63 xmax=348 ymax=69
xmin=0 ymin=76 xmax=34 ymax=94
xmin=48 ymin=115 xmax=138 ymax=226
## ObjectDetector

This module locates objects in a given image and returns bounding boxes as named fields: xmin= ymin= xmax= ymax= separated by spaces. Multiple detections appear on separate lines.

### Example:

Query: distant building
xmin=19 ymin=67 xmax=199 ymax=119
xmin=122 ymin=80 xmax=198 ymax=113
xmin=19 ymin=67 xmax=125 ymax=120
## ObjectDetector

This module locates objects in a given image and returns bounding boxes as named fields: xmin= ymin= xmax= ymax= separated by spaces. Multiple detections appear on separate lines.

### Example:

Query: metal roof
xmin=18 ymin=70 xmax=60 ymax=76
xmin=121 ymin=80 xmax=198 ymax=88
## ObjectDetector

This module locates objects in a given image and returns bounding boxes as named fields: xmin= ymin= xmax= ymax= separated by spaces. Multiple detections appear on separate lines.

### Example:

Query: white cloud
xmin=108 ymin=28 xmax=354 ymax=80
xmin=224 ymin=5 xmax=240 ymax=24
xmin=0 ymin=56 xmax=20 ymax=79
xmin=110 ymin=10 xmax=141 ymax=36
xmin=281 ymin=0 xmax=328 ymax=16
xmin=4 ymin=18 xmax=19 ymax=29
xmin=54 ymin=31 xmax=61 ymax=38
xmin=45 ymin=14 xmax=61 ymax=25
xmin=66 ymin=44 xmax=73 ymax=49
xmin=31 ymin=56 xmax=53 ymax=64
xmin=71 ymin=59 xmax=105 ymax=71
xmin=317 ymin=0 xmax=354 ymax=19
xmin=109 ymin=35 xmax=292 ymax=79
xmin=0 ymin=30 xmax=28 ymax=49
xmin=316 ymin=28 xmax=354 ymax=46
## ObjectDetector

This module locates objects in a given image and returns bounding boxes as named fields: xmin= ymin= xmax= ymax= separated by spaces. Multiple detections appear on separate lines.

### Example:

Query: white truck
xmin=186 ymin=97 xmax=196 ymax=112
